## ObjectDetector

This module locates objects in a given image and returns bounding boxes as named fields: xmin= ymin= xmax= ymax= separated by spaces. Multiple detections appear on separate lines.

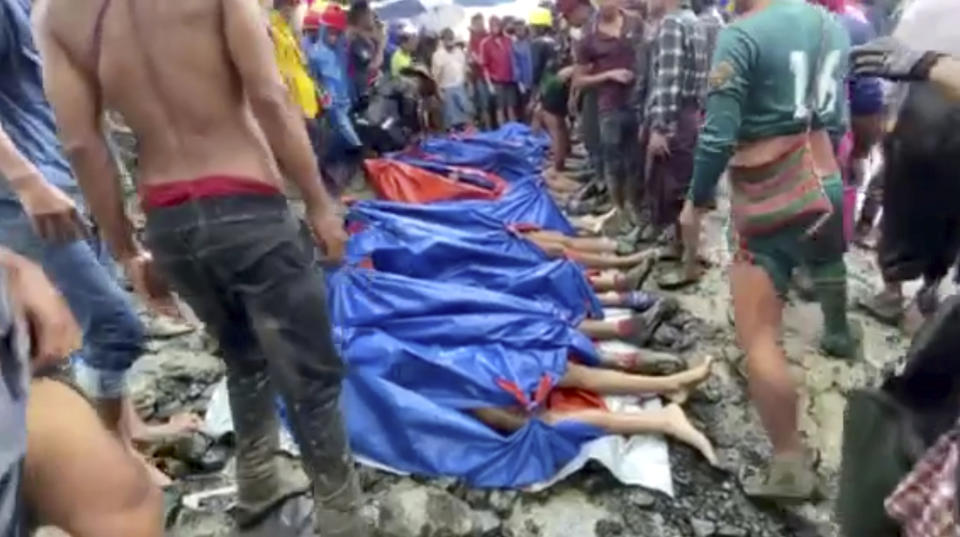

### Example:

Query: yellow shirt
xmin=390 ymin=49 xmax=413 ymax=78
xmin=269 ymin=11 xmax=319 ymax=119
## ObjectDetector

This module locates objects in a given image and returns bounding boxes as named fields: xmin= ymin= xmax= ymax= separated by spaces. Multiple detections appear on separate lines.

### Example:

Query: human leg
xmin=24 ymin=378 xmax=163 ymax=537
xmin=598 ymin=111 xmax=627 ymax=209
xmin=730 ymin=246 xmax=817 ymax=499
xmin=558 ymin=357 xmax=711 ymax=397
xmin=0 ymin=201 xmax=144 ymax=436
xmin=542 ymin=405 xmax=717 ymax=464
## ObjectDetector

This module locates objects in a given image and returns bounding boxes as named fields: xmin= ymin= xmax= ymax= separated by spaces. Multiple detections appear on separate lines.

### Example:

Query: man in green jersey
xmin=679 ymin=0 xmax=859 ymax=501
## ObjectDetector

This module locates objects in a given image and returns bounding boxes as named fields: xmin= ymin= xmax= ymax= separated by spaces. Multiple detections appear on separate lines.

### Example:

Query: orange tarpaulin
xmin=364 ymin=159 xmax=507 ymax=204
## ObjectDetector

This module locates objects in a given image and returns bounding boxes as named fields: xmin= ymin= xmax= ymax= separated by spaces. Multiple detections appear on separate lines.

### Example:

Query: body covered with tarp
xmin=330 ymin=269 xmax=603 ymax=487
xmin=356 ymin=177 xmax=574 ymax=234
xmin=347 ymin=202 xmax=602 ymax=322
xmin=363 ymin=158 xmax=507 ymax=203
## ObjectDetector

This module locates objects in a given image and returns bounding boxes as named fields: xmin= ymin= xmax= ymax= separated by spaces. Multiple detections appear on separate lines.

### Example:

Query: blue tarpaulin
xmin=353 ymin=176 xmax=575 ymax=235
xmin=330 ymin=269 xmax=604 ymax=487
xmin=347 ymin=204 xmax=602 ymax=322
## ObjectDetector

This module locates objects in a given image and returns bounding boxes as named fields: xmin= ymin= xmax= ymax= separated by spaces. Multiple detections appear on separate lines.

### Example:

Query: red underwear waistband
xmin=140 ymin=176 xmax=281 ymax=210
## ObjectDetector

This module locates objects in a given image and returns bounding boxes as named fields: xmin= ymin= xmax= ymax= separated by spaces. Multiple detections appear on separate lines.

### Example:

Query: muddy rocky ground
xmin=96 ymin=192 xmax=913 ymax=537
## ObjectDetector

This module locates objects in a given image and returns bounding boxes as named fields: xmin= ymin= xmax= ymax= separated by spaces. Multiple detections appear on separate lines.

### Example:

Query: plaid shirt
xmin=885 ymin=425 xmax=960 ymax=537
xmin=697 ymin=7 xmax=726 ymax=63
xmin=646 ymin=8 xmax=709 ymax=134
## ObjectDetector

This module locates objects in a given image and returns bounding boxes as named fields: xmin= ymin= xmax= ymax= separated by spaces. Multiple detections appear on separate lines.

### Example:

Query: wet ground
xmin=37 ymin=182 xmax=911 ymax=537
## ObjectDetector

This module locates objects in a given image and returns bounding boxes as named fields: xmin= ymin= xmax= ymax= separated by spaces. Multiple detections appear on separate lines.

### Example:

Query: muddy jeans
xmin=143 ymin=194 xmax=358 ymax=521
xmin=599 ymin=107 xmax=640 ymax=209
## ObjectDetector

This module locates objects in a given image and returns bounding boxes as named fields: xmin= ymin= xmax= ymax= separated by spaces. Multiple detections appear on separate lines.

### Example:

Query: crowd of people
xmin=2 ymin=0 xmax=960 ymax=534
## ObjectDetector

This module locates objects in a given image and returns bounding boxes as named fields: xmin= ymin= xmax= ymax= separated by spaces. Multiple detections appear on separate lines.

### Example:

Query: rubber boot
xmin=228 ymin=367 xmax=310 ymax=528
xmin=815 ymin=279 xmax=861 ymax=359
xmin=281 ymin=382 xmax=371 ymax=537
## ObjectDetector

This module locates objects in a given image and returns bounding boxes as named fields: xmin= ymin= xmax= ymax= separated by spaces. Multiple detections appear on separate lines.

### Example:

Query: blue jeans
xmin=441 ymin=85 xmax=473 ymax=129
xmin=0 ymin=198 xmax=143 ymax=399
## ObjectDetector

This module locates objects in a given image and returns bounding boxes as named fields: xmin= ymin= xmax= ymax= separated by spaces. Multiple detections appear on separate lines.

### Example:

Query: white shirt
xmin=431 ymin=46 xmax=468 ymax=89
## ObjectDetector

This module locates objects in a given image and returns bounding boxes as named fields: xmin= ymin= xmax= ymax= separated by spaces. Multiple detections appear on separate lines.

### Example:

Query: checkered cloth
xmin=646 ymin=7 xmax=709 ymax=135
xmin=885 ymin=426 xmax=960 ymax=537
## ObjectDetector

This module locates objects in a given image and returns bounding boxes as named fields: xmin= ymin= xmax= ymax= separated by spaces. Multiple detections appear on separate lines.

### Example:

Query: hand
xmin=16 ymin=174 xmax=88 ymax=244
xmin=850 ymin=37 xmax=944 ymax=81
xmin=307 ymin=206 xmax=348 ymax=264
xmin=7 ymin=256 xmax=81 ymax=371
xmin=122 ymin=251 xmax=180 ymax=318
xmin=607 ymin=68 xmax=635 ymax=85
xmin=647 ymin=130 xmax=671 ymax=158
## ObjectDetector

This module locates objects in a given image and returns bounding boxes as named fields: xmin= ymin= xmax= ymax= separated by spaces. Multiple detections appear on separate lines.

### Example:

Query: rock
xmin=474 ymin=509 xmax=502 ymax=534
xmin=690 ymin=517 xmax=717 ymax=537
xmin=487 ymin=489 xmax=519 ymax=516
xmin=378 ymin=482 xmax=477 ymax=537
xmin=506 ymin=490 xmax=615 ymax=537
xmin=716 ymin=524 xmax=748 ymax=537
xmin=627 ymin=489 xmax=656 ymax=508
xmin=595 ymin=519 xmax=625 ymax=537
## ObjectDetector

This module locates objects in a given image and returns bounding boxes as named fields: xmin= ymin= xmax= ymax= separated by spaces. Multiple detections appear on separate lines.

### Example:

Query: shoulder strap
xmin=805 ymin=8 xmax=828 ymax=130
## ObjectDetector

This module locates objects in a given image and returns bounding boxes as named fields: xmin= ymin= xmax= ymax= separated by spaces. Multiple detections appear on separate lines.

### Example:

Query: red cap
xmin=319 ymin=4 xmax=348 ymax=31
xmin=303 ymin=11 xmax=322 ymax=30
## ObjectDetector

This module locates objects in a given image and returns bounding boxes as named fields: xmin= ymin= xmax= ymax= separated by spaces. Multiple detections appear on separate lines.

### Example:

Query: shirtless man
xmin=33 ymin=0 xmax=367 ymax=534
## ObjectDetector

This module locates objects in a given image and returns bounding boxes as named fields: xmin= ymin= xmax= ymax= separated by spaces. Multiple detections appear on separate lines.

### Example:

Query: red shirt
xmin=468 ymin=30 xmax=487 ymax=78
xmin=480 ymin=34 xmax=514 ymax=84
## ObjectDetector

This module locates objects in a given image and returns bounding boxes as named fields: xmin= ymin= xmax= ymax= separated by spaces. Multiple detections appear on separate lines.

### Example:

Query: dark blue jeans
xmin=0 ymin=196 xmax=143 ymax=400
xmin=143 ymin=194 xmax=356 ymax=508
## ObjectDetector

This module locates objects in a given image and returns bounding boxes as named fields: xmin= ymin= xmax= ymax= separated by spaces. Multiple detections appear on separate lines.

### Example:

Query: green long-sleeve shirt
xmin=689 ymin=0 xmax=851 ymax=207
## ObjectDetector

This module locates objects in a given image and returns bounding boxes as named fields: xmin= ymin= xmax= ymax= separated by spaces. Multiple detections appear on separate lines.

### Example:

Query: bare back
xmin=41 ymin=0 xmax=282 ymax=187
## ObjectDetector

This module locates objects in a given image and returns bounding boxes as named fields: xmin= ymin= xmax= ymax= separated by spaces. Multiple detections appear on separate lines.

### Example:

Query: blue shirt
xmin=0 ymin=0 xmax=77 ymax=203
xmin=512 ymin=39 xmax=533 ymax=90
xmin=840 ymin=7 xmax=884 ymax=116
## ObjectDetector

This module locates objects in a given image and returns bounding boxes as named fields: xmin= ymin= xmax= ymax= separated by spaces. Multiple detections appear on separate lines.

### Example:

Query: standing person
xmin=481 ymin=16 xmax=519 ymax=125
xmin=33 ymin=0 xmax=370 ymax=534
xmin=529 ymin=7 xmax=559 ymax=88
xmin=468 ymin=14 xmax=493 ymax=128
xmin=432 ymin=28 xmax=473 ymax=130
xmin=0 ymin=247 xmax=166 ymax=537
xmin=391 ymin=26 xmax=418 ymax=77
xmin=573 ymin=0 xmax=643 ymax=212
xmin=308 ymin=3 xmax=363 ymax=194
xmin=512 ymin=22 xmax=535 ymax=119
xmin=695 ymin=0 xmax=726 ymax=59
xmin=643 ymin=0 xmax=710 ymax=289
xmin=679 ymin=0 xmax=857 ymax=501
xmin=0 ymin=0 xmax=204 ymax=474
xmin=347 ymin=0 xmax=387 ymax=111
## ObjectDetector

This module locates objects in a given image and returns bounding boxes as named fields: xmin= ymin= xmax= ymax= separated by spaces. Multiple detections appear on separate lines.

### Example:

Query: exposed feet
xmin=625 ymin=297 xmax=679 ymax=347
xmin=656 ymin=265 xmax=704 ymax=291
xmin=742 ymin=451 xmax=819 ymax=503
xmin=599 ymin=347 xmax=685 ymax=375
xmin=664 ymin=356 xmax=713 ymax=404
xmin=661 ymin=404 xmax=718 ymax=466
xmin=613 ymin=255 xmax=657 ymax=292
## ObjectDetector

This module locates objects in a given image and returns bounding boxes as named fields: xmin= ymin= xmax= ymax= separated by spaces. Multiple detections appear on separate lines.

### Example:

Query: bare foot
xmin=131 ymin=412 xmax=204 ymax=444
xmin=661 ymin=404 xmax=718 ymax=466
xmin=665 ymin=356 xmax=713 ymax=403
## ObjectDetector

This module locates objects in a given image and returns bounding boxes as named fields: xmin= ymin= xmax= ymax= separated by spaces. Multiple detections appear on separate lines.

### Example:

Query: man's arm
xmin=648 ymin=16 xmax=683 ymax=136
xmin=33 ymin=18 xmax=135 ymax=257
xmin=223 ymin=0 xmax=335 ymax=214
xmin=688 ymin=27 xmax=753 ymax=207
